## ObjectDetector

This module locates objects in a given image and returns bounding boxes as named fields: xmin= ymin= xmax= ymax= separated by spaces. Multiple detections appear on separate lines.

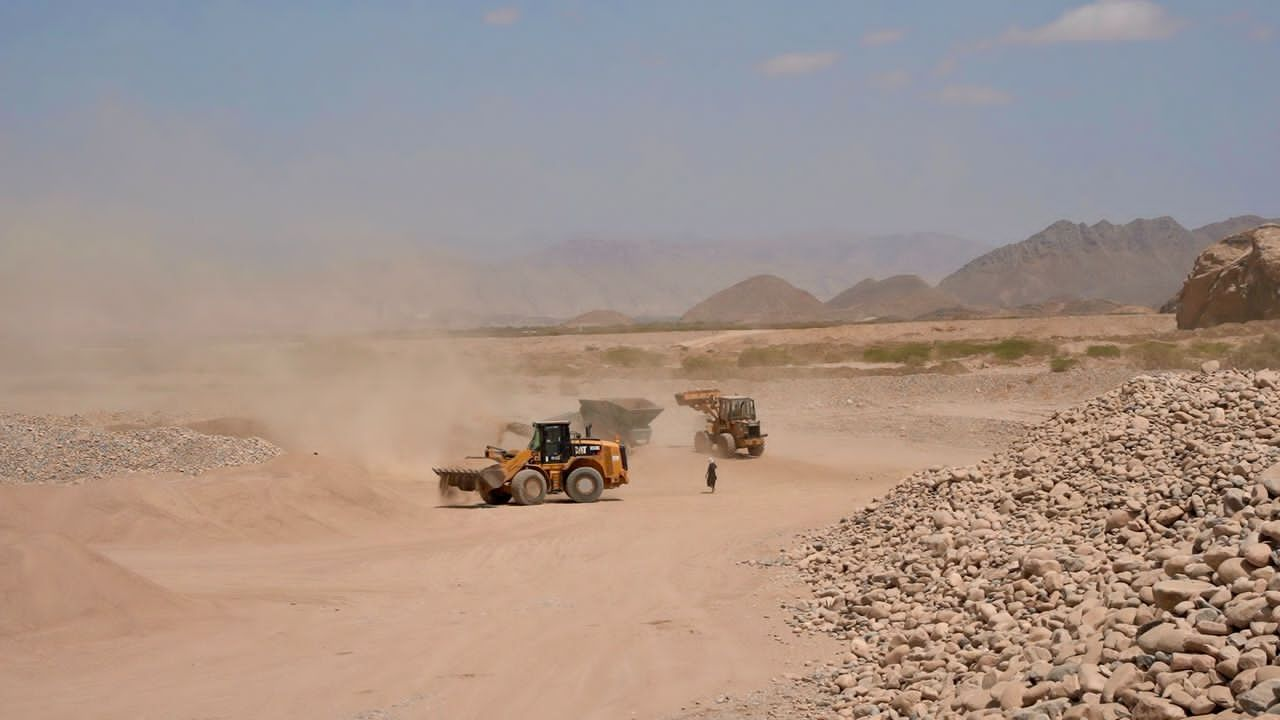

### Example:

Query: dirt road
xmin=0 ymin=430 xmax=985 ymax=720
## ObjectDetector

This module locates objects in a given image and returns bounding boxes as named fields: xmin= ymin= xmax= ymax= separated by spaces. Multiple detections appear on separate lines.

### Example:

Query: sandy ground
xmin=0 ymin=317 xmax=1161 ymax=719
xmin=1 ymin=435 xmax=983 ymax=720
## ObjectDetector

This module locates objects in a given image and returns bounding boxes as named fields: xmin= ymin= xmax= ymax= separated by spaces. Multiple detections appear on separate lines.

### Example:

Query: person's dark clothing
xmin=706 ymin=461 xmax=717 ymax=492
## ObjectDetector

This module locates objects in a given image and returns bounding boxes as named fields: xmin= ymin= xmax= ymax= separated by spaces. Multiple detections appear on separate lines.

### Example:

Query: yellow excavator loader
xmin=434 ymin=420 xmax=629 ymax=505
xmin=675 ymin=389 xmax=766 ymax=458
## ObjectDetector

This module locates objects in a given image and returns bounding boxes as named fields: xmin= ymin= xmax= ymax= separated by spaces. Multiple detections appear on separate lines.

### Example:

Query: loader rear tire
xmin=694 ymin=431 xmax=711 ymax=454
xmin=511 ymin=469 xmax=547 ymax=506
xmin=718 ymin=433 xmax=737 ymax=458
xmin=478 ymin=485 xmax=511 ymax=505
xmin=748 ymin=444 xmax=765 ymax=458
xmin=565 ymin=466 xmax=605 ymax=503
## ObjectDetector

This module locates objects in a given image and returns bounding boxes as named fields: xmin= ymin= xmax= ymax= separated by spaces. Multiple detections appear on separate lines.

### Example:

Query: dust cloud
xmin=0 ymin=206 xmax=501 ymax=474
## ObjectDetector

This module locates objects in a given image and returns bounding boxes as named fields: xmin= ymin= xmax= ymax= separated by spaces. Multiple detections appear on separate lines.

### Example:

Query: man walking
xmin=706 ymin=457 xmax=717 ymax=493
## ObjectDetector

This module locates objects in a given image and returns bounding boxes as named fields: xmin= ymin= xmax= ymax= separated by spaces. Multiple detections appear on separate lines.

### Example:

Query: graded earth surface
xmin=3 ymin=312 xmax=1273 ymax=720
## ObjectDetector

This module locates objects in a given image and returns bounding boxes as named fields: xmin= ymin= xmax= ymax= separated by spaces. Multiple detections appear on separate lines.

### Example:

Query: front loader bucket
xmin=433 ymin=462 xmax=505 ymax=495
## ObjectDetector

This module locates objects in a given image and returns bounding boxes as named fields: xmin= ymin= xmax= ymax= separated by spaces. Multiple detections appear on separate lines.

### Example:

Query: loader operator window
xmin=540 ymin=423 xmax=571 ymax=463
xmin=723 ymin=398 xmax=755 ymax=420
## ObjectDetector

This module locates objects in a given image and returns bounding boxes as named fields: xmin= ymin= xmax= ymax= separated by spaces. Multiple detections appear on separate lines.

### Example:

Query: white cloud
xmin=861 ymin=28 xmax=906 ymax=48
xmin=1001 ymin=0 xmax=1183 ymax=45
xmin=483 ymin=7 xmax=520 ymax=26
xmin=870 ymin=70 xmax=911 ymax=91
xmin=757 ymin=51 xmax=840 ymax=77
xmin=938 ymin=84 xmax=1012 ymax=106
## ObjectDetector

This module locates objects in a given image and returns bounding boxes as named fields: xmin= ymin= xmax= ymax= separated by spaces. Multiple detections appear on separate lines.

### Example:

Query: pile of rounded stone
xmin=789 ymin=369 xmax=1280 ymax=719
xmin=0 ymin=413 xmax=282 ymax=485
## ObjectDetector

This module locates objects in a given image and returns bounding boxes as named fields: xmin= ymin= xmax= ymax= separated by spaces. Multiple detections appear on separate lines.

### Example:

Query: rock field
xmin=788 ymin=368 xmax=1280 ymax=718
xmin=0 ymin=413 xmax=281 ymax=485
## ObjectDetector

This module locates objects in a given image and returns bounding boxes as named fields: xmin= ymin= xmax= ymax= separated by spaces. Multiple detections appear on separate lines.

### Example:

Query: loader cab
xmin=530 ymin=421 xmax=572 ymax=464
xmin=720 ymin=396 xmax=756 ymax=421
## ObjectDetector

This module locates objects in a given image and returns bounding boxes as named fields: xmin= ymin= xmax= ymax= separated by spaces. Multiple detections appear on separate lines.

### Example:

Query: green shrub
xmin=935 ymin=340 xmax=992 ymax=359
xmin=863 ymin=342 xmax=932 ymax=364
xmin=1227 ymin=335 xmax=1280 ymax=370
xmin=990 ymin=338 xmax=1053 ymax=361
xmin=1126 ymin=341 xmax=1190 ymax=370
xmin=1085 ymin=344 xmax=1122 ymax=358
xmin=1189 ymin=340 xmax=1232 ymax=358
xmin=787 ymin=342 xmax=861 ymax=364
xmin=1050 ymin=356 xmax=1077 ymax=373
xmin=821 ymin=348 xmax=861 ymax=364
xmin=601 ymin=346 xmax=664 ymax=367
xmin=737 ymin=346 xmax=793 ymax=368
xmin=680 ymin=354 xmax=725 ymax=374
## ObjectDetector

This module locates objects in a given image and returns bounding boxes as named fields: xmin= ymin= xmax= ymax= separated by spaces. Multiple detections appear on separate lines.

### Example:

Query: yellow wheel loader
xmin=675 ymin=389 xmax=766 ymax=458
xmin=434 ymin=421 xmax=629 ymax=506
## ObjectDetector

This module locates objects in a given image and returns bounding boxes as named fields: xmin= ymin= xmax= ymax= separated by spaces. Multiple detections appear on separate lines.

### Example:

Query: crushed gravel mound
xmin=0 ymin=413 xmax=282 ymax=485
xmin=787 ymin=368 xmax=1280 ymax=718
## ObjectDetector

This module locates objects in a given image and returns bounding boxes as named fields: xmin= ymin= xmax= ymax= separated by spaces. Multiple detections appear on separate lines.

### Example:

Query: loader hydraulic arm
xmin=674 ymin=389 xmax=722 ymax=419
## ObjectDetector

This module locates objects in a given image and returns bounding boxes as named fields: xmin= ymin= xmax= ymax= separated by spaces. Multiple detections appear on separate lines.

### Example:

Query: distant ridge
xmin=561 ymin=309 xmax=633 ymax=328
xmin=938 ymin=215 xmax=1276 ymax=308
xmin=825 ymin=274 xmax=960 ymax=321
xmin=681 ymin=275 xmax=825 ymax=324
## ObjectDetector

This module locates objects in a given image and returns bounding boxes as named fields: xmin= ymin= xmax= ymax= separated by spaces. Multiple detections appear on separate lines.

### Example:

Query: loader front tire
xmin=511 ymin=469 xmax=547 ymax=506
xmin=565 ymin=466 xmax=605 ymax=503
xmin=694 ymin=431 xmax=711 ymax=454
xmin=478 ymin=485 xmax=511 ymax=505
xmin=718 ymin=433 xmax=737 ymax=458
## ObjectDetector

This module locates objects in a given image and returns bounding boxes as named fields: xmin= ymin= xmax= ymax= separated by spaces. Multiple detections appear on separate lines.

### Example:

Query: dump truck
xmin=674 ymin=389 xmax=766 ymax=458
xmin=501 ymin=398 xmax=663 ymax=448
xmin=577 ymin=398 xmax=663 ymax=446
xmin=435 ymin=420 xmax=629 ymax=505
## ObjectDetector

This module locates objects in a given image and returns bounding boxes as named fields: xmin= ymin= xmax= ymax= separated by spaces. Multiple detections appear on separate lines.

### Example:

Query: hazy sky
xmin=1 ymin=0 xmax=1277 ymax=255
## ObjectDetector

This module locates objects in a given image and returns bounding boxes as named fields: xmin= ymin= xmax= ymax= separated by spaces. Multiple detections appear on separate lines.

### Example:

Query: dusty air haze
xmin=3 ymin=2 xmax=1280 ymax=719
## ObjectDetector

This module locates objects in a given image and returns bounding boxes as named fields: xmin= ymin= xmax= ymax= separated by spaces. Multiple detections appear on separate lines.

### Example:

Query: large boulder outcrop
xmin=1175 ymin=224 xmax=1280 ymax=329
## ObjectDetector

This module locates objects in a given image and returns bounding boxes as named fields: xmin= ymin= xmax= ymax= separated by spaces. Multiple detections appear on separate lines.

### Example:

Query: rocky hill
xmin=939 ymin=215 xmax=1276 ymax=308
xmin=826 ymin=275 xmax=961 ymax=321
xmin=681 ymin=274 xmax=825 ymax=325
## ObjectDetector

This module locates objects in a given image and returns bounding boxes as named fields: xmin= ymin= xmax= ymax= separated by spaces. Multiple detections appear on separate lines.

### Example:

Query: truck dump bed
xmin=579 ymin=398 xmax=663 ymax=445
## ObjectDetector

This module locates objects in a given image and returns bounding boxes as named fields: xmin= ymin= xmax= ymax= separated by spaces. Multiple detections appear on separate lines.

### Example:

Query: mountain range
xmin=938 ymin=215 xmax=1276 ymax=308
xmin=664 ymin=214 xmax=1279 ymax=326
xmin=490 ymin=232 xmax=992 ymax=319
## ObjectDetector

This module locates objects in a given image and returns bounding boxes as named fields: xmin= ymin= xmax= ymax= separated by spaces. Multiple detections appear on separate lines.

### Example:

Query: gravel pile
xmin=0 ymin=413 xmax=281 ymax=485
xmin=788 ymin=368 xmax=1280 ymax=718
